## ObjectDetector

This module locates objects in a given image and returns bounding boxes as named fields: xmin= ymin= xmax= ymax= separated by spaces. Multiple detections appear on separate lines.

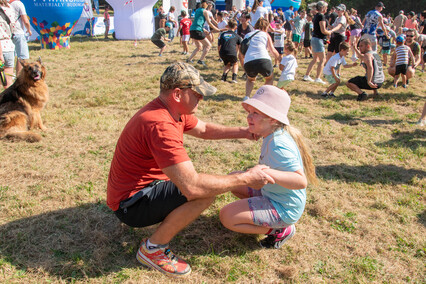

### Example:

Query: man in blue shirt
xmin=284 ymin=6 xmax=295 ymax=39
xmin=361 ymin=2 xmax=388 ymax=52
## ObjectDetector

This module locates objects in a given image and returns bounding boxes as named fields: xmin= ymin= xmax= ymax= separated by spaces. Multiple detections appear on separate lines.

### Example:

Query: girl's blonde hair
xmin=276 ymin=124 xmax=318 ymax=186
xmin=284 ymin=41 xmax=297 ymax=56
xmin=344 ymin=11 xmax=355 ymax=26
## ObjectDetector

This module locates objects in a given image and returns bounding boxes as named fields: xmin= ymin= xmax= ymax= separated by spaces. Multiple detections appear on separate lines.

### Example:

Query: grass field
xmin=0 ymin=36 xmax=425 ymax=283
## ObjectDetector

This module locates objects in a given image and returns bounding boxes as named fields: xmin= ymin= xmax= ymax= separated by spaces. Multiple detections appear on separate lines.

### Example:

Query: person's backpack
xmin=240 ymin=31 xmax=260 ymax=55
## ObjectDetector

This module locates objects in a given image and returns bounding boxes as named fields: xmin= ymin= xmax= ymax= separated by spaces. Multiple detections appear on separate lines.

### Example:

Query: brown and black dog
xmin=0 ymin=58 xmax=48 ymax=142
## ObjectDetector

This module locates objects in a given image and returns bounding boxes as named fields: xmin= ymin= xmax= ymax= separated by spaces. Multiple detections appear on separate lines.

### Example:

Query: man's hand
xmin=243 ymin=164 xmax=275 ymax=189
xmin=241 ymin=126 xmax=261 ymax=140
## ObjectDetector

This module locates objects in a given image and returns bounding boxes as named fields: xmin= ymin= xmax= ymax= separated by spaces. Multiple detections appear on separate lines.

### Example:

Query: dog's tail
xmin=1 ymin=131 xmax=42 ymax=143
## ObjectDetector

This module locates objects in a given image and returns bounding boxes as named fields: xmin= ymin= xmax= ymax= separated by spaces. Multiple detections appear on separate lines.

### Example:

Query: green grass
xmin=0 ymin=36 xmax=424 ymax=283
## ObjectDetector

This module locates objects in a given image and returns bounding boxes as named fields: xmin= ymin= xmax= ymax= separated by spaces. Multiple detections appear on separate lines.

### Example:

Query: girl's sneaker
xmin=260 ymin=224 xmax=296 ymax=249
xmin=136 ymin=239 xmax=191 ymax=277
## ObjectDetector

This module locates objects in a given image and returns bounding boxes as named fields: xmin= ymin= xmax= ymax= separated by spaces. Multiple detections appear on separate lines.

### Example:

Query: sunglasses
xmin=406 ymin=35 xmax=414 ymax=37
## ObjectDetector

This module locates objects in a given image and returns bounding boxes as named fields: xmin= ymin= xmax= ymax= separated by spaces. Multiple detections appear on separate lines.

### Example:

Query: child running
xmin=391 ymin=35 xmax=414 ymax=88
xmin=273 ymin=20 xmax=286 ymax=67
xmin=277 ymin=42 xmax=298 ymax=88
xmin=220 ymin=85 xmax=317 ymax=249
xmin=321 ymin=42 xmax=357 ymax=97
xmin=177 ymin=10 xmax=192 ymax=55
xmin=218 ymin=19 xmax=242 ymax=83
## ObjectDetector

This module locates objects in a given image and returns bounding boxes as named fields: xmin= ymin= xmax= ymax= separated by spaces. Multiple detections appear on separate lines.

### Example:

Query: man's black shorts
xmin=220 ymin=54 xmax=238 ymax=65
xmin=284 ymin=21 xmax=292 ymax=31
xmin=114 ymin=180 xmax=188 ymax=228
xmin=348 ymin=76 xmax=382 ymax=90
xmin=151 ymin=39 xmax=165 ymax=49
xmin=190 ymin=30 xmax=206 ymax=40
xmin=395 ymin=64 xmax=408 ymax=75
xmin=244 ymin=59 xmax=273 ymax=78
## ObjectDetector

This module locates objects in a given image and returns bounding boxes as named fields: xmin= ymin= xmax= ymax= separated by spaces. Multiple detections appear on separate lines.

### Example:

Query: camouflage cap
xmin=160 ymin=62 xmax=217 ymax=96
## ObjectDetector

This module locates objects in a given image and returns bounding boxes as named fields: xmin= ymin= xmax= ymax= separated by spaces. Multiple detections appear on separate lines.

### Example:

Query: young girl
xmin=277 ymin=42 xmax=298 ymax=88
xmin=220 ymin=85 xmax=317 ymax=249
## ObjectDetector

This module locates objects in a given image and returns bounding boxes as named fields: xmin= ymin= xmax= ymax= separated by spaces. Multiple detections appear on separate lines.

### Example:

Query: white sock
xmin=146 ymin=239 xmax=159 ymax=250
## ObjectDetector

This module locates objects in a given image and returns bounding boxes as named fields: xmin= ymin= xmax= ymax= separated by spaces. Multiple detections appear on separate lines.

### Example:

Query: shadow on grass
xmin=316 ymin=164 xmax=425 ymax=185
xmin=376 ymin=129 xmax=426 ymax=151
xmin=0 ymin=202 xmax=258 ymax=280
xmin=417 ymin=210 xmax=426 ymax=228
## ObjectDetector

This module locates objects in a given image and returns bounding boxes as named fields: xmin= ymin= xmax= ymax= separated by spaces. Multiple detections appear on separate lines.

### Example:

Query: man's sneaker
xmin=314 ymin=78 xmax=326 ymax=84
xmin=197 ymin=60 xmax=206 ymax=66
xmin=260 ymin=224 xmax=296 ymax=249
xmin=357 ymin=92 xmax=368 ymax=101
xmin=328 ymin=93 xmax=336 ymax=98
xmin=186 ymin=58 xmax=193 ymax=63
xmin=321 ymin=92 xmax=328 ymax=97
xmin=231 ymin=79 xmax=238 ymax=83
xmin=303 ymin=75 xmax=314 ymax=82
xmin=136 ymin=239 xmax=191 ymax=277
xmin=402 ymin=84 xmax=407 ymax=88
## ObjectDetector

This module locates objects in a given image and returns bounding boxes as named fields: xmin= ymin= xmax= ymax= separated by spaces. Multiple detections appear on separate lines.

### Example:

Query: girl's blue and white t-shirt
xmin=259 ymin=129 xmax=306 ymax=224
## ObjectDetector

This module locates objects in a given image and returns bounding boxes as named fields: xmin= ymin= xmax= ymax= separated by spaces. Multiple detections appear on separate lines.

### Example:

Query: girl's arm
xmin=266 ymin=33 xmax=280 ymax=59
xmin=330 ymin=23 xmax=342 ymax=33
xmin=279 ymin=64 xmax=285 ymax=71
xmin=204 ymin=10 xmax=220 ymax=32
xmin=262 ymin=168 xmax=308 ymax=189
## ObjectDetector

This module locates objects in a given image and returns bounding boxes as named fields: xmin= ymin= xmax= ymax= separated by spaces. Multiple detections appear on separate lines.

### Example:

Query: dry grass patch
xmin=0 ymin=36 xmax=424 ymax=283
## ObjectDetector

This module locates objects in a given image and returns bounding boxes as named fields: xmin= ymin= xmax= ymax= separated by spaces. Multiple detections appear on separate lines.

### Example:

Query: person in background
xmin=9 ymin=0 xmax=31 ymax=76
xmin=237 ymin=12 xmax=254 ymax=78
xmin=218 ymin=19 xmax=242 ymax=83
xmin=321 ymin=42 xmax=357 ymax=98
xmin=303 ymin=13 xmax=313 ymax=58
xmin=273 ymin=20 xmax=285 ymax=67
xmin=250 ymin=0 xmax=268 ymax=28
xmin=290 ymin=9 xmax=306 ymax=53
xmin=0 ymin=0 xmax=15 ymax=88
xmin=283 ymin=5 xmax=295 ymax=39
xmin=104 ymin=5 xmax=110 ymax=39
xmin=243 ymin=18 xmax=279 ymax=99
xmin=419 ymin=10 xmax=426 ymax=34
xmin=391 ymin=35 xmax=414 ymax=88
xmin=166 ymin=6 xmax=178 ymax=42
xmin=303 ymin=1 xmax=331 ymax=84
xmin=325 ymin=4 xmax=353 ymax=63
xmin=361 ymin=2 xmax=388 ymax=52
xmin=277 ymin=42 xmax=298 ymax=88
xmin=187 ymin=0 xmax=220 ymax=66
xmin=349 ymin=8 xmax=363 ymax=61
xmin=151 ymin=23 xmax=172 ymax=57
xmin=347 ymin=38 xmax=384 ymax=101
xmin=393 ymin=10 xmax=406 ymax=32
xmin=177 ymin=10 xmax=192 ymax=55
xmin=404 ymin=11 xmax=418 ymax=30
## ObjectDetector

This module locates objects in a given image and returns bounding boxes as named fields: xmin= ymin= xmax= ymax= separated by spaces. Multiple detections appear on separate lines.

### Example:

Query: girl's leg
xmin=4 ymin=67 xmax=13 ymax=88
xmin=264 ymin=73 xmax=274 ymax=85
xmin=315 ymin=51 xmax=326 ymax=79
xmin=401 ymin=74 xmax=406 ymax=86
xmin=199 ymin=38 xmax=212 ymax=61
xmin=232 ymin=62 xmax=238 ymax=75
xmin=183 ymin=41 xmax=188 ymax=53
xmin=188 ymin=40 xmax=202 ymax=61
xmin=394 ymin=74 xmax=400 ymax=86
xmin=305 ymin=52 xmax=319 ymax=76
xmin=245 ymin=76 xmax=256 ymax=97
xmin=219 ymin=199 xmax=269 ymax=234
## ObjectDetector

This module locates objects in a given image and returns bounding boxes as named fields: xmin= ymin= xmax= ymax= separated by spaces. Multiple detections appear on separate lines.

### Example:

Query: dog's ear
xmin=37 ymin=56 xmax=42 ymax=65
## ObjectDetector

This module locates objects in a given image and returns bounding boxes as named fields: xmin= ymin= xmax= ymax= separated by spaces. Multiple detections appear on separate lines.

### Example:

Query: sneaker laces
xmin=164 ymin=248 xmax=178 ymax=263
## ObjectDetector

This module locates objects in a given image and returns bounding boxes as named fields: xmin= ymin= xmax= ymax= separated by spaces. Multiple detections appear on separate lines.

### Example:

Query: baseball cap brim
xmin=193 ymin=77 xmax=217 ymax=96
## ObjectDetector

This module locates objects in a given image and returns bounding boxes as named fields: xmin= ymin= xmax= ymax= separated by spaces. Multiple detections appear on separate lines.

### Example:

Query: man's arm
xmin=21 ymin=15 xmax=32 ymax=36
xmin=185 ymin=119 xmax=256 ymax=140
xmin=162 ymin=161 xmax=274 ymax=200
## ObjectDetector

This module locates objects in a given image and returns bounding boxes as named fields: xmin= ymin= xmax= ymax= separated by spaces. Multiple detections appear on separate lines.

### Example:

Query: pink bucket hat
xmin=242 ymin=85 xmax=291 ymax=125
